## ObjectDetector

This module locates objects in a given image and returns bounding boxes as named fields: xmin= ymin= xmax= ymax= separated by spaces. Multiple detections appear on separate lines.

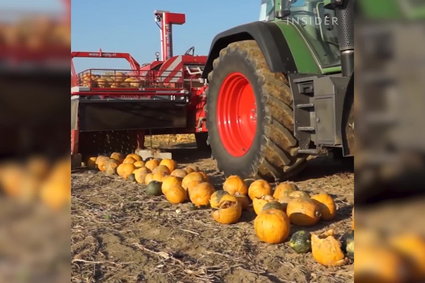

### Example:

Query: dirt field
xmin=71 ymin=139 xmax=354 ymax=282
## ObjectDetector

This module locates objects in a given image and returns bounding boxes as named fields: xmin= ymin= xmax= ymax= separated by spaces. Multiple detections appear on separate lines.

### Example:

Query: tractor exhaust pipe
xmin=334 ymin=0 xmax=354 ymax=77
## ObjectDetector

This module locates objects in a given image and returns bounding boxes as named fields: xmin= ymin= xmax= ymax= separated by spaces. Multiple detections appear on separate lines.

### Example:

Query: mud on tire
xmin=206 ymin=40 xmax=306 ymax=180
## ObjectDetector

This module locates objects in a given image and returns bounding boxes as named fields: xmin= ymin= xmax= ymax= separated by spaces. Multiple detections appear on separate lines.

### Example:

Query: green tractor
xmin=203 ymin=0 xmax=354 ymax=180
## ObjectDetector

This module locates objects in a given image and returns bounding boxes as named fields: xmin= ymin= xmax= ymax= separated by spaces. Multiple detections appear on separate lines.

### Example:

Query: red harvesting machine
xmin=71 ymin=11 xmax=208 ymax=157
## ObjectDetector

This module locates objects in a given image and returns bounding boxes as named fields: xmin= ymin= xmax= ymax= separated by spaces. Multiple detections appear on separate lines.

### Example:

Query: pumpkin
xmin=244 ymin=178 xmax=256 ymax=188
xmin=186 ymin=180 xmax=203 ymax=194
xmin=145 ymin=159 xmax=160 ymax=171
xmin=355 ymin=244 xmax=409 ymax=283
xmin=189 ymin=182 xmax=215 ymax=207
xmin=210 ymin=190 xmax=230 ymax=209
xmin=164 ymin=184 xmax=187 ymax=204
xmin=311 ymin=193 xmax=336 ymax=220
xmin=96 ymin=156 xmax=110 ymax=172
xmin=133 ymin=160 xmax=145 ymax=168
xmin=152 ymin=171 xmax=167 ymax=182
xmin=253 ymin=195 xmax=275 ymax=215
xmin=273 ymin=182 xmax=298 ymax=200
xmin=286 ymin=198 xmax=321 ymax=226
xmin=182 ymin=172 xmax=206 ymax=191
xmin=212 ymin=199 xmax=242 ymax=224
xmin=110 ymin=152 xmax=124 ymax=163
xmin=311 ymin=230 xmax=346 ymax=266
xmin=288 ymin=190 xmax=310 ymax=199
xmin=152 ymin=165 xmax=171 ymax=176
xmin=183 ymin=165 xmax=198 ymax=174
xmin=342 ymin=231 xmax=354 ymax=260
xmin=133 ymin=167 xmax=150 ymax=184
xmin=159 ymin=159 xmax=177 ymax=172
xmin=104 ymin=159 xmax=119 ymax=175
xmin=248 ymin=179 xmax=272 ymax=200
xmin=254 ymin=209 xmax=290 ymax=244
xmin=117 ymin=163 xmax=135 ymax=179
xmin=39 ymin=158 xmax=71 ymax=210
xmin=144 ymin=173 xmax=154 ymax=185
xmin=146 ymin=181 xmax=162 ymax=196
xmin=87 ymin=156 xmax=97 ymax=169
xmin=170 ymin=169 xmax=187 ymax=178
xmin=289 ymin=230 xmax=311 ymax=253
xmin=235 ymin=193 xmax=250 ymax=210
xmin=126 ymin=153 xmax=142 ymax=161
xmin=223 ymin=175 xmax=248 ymax=195
xmin=389 ymin=234 xmax=425 ymax=280
xmin=162 ymin=176 xmax=182 ymax=194
xmin=122 ymin=156 xmax=137 ymax=164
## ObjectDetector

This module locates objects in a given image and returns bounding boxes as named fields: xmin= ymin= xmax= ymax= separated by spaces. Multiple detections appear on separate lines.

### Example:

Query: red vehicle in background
xmin=71 ymin=11 xmax=208 ymax=157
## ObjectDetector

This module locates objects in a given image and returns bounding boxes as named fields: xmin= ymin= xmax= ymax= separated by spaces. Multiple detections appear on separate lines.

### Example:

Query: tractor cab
xmin=260 ymin=0 xmax=340 ymax=69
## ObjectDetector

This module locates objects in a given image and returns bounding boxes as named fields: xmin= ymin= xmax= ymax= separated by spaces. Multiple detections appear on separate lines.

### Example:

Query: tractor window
xmin=259 ymin=0 xmax=275 ymax=21
xmin=288 ymin=0 xmax=341 ymax=68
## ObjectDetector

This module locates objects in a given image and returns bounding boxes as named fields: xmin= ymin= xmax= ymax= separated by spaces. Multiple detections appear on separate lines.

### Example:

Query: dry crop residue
xmin=72 ymin=139 xmax=353 ymax=282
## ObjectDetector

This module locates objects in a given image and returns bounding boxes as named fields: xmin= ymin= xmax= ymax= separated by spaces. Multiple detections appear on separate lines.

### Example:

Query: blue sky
xmin=72 ymin=0 xmax=260 ymax=72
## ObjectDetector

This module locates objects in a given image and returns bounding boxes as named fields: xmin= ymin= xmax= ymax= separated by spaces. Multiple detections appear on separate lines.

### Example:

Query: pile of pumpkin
xmin=80 ymin=72 xmax=141 ymax=88
xmin=89 ymin=152 xmax=353 ymax=267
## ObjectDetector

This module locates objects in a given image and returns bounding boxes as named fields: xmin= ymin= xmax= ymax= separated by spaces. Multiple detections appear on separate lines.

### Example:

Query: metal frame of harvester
xmin=71 ymin=11 xmax=208 ymax=157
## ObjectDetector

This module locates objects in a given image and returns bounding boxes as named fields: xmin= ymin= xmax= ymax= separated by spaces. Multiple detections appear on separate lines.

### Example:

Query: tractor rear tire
xmin=206 ymin=40 xmax=306 ymax=180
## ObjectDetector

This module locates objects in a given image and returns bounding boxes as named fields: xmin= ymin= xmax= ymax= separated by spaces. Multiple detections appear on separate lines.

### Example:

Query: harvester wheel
xmin=206 ymin=40 xmax=306 ymax=180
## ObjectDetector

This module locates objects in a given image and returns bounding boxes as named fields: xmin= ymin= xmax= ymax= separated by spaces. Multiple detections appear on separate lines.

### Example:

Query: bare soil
xmin=72 ymin=138 xmax=354 ymax=282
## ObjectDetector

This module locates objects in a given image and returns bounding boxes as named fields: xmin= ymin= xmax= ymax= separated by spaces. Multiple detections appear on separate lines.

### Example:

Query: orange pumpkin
xmin=254 ymin=209 xmax=290 ymax=244
xmin=198 ymin=171 xmax=209 ymax=181
xmin=389 ymin=234 xmax=425 ymax=280
xmin=212 ymin=199 xmax=242 ymax=224
xmin=122 ymin=156 xmax=137 ymax=164
xmin=104 ymin=159 xmax=119 ymax=175
xmin=170 ymin=169 xmax=187 ymax=178
xmin=162 ymin=176 xmax=182 ymax=194
xmin=117 ymin=163 xmax=135 ymax=179
xmin=253 ymin=195 xmax=275 ymax=215
xmin=145 ymin=159 xmax=160 ymax=171
xmin=133 ymin=160 xmax=145 ymax=168
xmin=87 ymin=156 xmax=97 ymax=169
xmin=159 ymin=159 xmax=177 ymax=172
xmin=133 ymin=167 xmax=150 ymax=184
xmin=223 ymin=175 xmax=248 ymax=195
xmin=110 ymin=152 xmax=124 ymax=163
xmin=152 ymin=171 xmax=166 ymax=182
xmin=248 ymin=179 xmax=272 ymax=200
xmin=144 ymin=173 xmax=154 ymax=185
xmin=126 ymin=153 xmax=142 ymax=161
xmin=189 ymin=182 xmax=215 ymax=207
xmin=152 ymin=165 xmax=171 ymax=176
xmin=273 ymin=182 xmax=298 ymax=200
xmin=355 ymin=242 xmax=410 ymax=282
xmin=286 ymin=197 xmax=321 ymax=226
xmin=164 ymin=185 xmax=187 ymax=204
xmin=39 ymin=158 xmax=71 ymax=210
xmin=182 ymin=172 xmax=206 ymax=191
xmin=235 ymin=192 xmax=251 ymax=210
xmin=210 ymin=190 xmax=230 ymax=209
xmin=311 ymin=230 xmax=346 ymax=266
xmin=96 ymin=156 xmax=110 ymax=172
xmin=311 ymin=193 xmax=336 ymax=220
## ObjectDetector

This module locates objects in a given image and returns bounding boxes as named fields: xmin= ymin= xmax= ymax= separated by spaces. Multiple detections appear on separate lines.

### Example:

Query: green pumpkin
xmin=146 ymin=181 xmax=163 ymax=196
xmin=289 ymin=230 xmax=311 ymax=253
xmin=342 ymin=231 xmax=354 ymax=259
xmin=262 ymin=201 xmax=284 ymax=212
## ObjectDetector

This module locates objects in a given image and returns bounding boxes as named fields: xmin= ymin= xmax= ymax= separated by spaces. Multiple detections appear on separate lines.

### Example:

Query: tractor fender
xmin=202 ymin=21 xmax=297 ymax=78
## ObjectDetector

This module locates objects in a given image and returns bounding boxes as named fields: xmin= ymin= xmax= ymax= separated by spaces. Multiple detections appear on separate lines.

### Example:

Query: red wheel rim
xmin=217 ymin=72 xmax=257 ymax=157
